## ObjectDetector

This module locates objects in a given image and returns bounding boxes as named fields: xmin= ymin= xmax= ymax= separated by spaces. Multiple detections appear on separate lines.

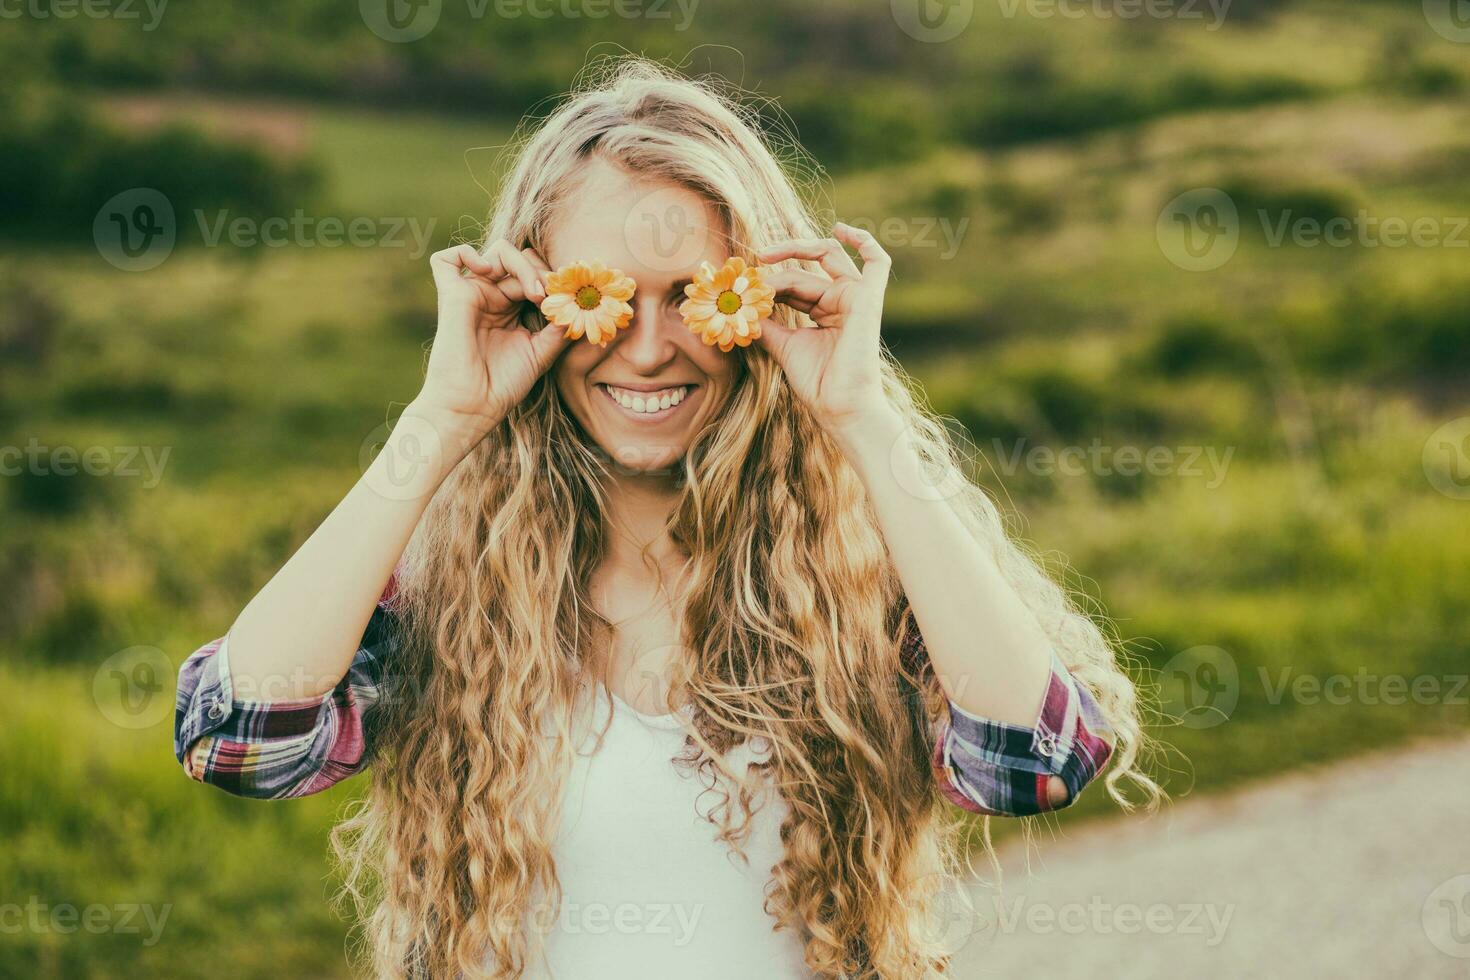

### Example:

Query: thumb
xmin=755 ymin=316 xmax=796 ymax=363
xmin=530 ymin=321 xmax=573 ymax=374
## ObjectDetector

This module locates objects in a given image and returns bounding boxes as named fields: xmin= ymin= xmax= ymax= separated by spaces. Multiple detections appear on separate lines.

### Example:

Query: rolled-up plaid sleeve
xmin=932 ymin=652 xmax=1115 ymax=817
xmin=173 ymin=596 xmax=400 ymax=799
xmin=900 ymin=606 xmax=1115 ymax=818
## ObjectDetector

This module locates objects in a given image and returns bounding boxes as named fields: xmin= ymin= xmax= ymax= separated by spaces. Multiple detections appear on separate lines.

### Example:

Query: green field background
xmin=3 ymin=2 xmax=1470 ymax=976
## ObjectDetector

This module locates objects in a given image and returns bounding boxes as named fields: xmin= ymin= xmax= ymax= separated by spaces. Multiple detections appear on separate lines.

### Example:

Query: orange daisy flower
xmin=679 ymin=257 xmax=775 ymax=352
xmin=540 ymin=261 xmax=637 ymax=347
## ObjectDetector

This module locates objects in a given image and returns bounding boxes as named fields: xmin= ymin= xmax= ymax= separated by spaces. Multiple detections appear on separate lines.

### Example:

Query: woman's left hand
xmin=756 ymin=223 xmax=893 ymax=435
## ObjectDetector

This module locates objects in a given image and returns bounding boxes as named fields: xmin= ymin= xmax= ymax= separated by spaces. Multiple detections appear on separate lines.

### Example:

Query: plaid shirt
xmin=175 ymin=590 xmax=1113 ymax=817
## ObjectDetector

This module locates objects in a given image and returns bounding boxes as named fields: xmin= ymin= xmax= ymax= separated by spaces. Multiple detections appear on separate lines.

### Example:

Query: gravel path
xmin=951 ymin=736 xmax=1470 ymax=978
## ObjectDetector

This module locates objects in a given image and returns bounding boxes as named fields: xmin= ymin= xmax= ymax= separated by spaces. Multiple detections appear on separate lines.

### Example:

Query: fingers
xmin=761 ymin=267 xmax=829 ymax=312
xmin=504 ymin=246 xmax=570 ymax=371
xmin=529 ymin=317 xmax=574 ymax=372
xmin=430 ymin=243 xmax=499 ymax=286
xmin=757 ymin=235 xmax=861 ymax=282
xmin=429 ymin=240 xmax=548 ymax=306
xmin=754 ymin=315 xmax=795 ymax=360
xmin=484 ymin=239 xmax=548 ymax=304
xmin=832 ymin=222 xmax=892 ymax=285
xmin=520 ymin=245 xmax=553 ymax=278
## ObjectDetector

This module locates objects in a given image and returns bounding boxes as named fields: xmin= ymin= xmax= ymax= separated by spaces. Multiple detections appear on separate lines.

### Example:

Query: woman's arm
xmin=221 ymin=243 xmax=565 ymax=702
xmin=757 ymin=224 xmax=1097 ymax=808
xmin=833 ymin=407 xmax=1053 ymax=727
xmin=175 ymin=242 xmax=566 ymax=797
xmin=756 ymin=225 xmax=1053 ymax=724
xmin=225 ymin=409 xmax=464 ymax=701
xmin=174 ymin=595 xmax=399 ymax=798
xmin=862 ymin=429 xmax=1110 ymax=811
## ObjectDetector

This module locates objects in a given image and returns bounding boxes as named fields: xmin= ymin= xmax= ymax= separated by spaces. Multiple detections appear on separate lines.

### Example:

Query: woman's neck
xmin=600 ymin=469 xmax=685 ymax=571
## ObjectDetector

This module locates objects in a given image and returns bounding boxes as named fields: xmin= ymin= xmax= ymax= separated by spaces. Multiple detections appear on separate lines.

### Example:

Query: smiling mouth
xmin=596 ymin=383 xmax=695 ymax=420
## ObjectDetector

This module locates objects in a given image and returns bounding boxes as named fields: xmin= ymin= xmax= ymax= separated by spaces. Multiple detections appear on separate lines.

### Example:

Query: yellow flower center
xmin=575 ymin=285 xmax=602 ymax=310
xmin=716 ymin=289 xmax=743 ymax=315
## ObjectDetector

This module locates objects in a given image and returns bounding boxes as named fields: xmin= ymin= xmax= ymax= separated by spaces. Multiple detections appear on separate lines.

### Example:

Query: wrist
xmin=828 ymin=402 xmax=906 ymax=463
xmin=404 ymin=396 xmax=501 ymax=452
xmin=359 ymin=400 xmax=489 ymax=503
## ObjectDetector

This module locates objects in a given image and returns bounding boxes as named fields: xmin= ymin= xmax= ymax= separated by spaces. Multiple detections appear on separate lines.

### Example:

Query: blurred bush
xmin=0 ymin=84 xmax=320 ymax=244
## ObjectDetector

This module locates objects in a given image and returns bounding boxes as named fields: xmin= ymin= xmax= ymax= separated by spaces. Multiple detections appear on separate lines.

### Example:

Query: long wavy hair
xmin=332 ymin=57 xmax=1159 ymax=979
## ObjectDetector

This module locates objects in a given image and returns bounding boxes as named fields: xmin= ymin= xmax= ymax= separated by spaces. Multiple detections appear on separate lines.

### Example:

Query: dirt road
xmin=951 ymin=737 xmax=1470 ymax=978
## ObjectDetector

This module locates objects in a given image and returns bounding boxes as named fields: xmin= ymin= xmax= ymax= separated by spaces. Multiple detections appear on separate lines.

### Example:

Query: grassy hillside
xmin=4 ymin=5 xmax=1470 ymax=975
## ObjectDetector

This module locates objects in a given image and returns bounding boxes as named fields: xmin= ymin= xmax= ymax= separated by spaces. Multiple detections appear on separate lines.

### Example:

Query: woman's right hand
xmin=413 ymin=241 xmax=571 ymax=446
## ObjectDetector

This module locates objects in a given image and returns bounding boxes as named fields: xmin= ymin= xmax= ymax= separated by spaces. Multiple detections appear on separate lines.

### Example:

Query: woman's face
xmin=545 ymin=159 xmax=740 ymax=474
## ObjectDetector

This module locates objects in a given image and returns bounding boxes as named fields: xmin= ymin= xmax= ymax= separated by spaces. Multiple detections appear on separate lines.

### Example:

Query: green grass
xmin=6 ymin=27 xmax=1470 ymax=976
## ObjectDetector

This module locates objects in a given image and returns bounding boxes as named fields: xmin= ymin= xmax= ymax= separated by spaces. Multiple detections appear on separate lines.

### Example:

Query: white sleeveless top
xmin=508 ymin=684 xmax=812 ymax=978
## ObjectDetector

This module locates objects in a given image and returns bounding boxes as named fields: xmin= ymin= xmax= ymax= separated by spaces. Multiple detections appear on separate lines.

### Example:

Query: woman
xmin=173 ymin=59 xmax=1155 ymax=979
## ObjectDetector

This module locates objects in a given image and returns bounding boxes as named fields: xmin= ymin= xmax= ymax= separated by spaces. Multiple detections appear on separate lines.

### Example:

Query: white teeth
xmin=602 ymin=385 xmax=688 ymax=415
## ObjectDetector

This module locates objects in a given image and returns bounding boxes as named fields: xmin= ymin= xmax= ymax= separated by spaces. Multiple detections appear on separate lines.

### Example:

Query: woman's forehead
xmin=545 ymin=164 xmax=729 ymax=286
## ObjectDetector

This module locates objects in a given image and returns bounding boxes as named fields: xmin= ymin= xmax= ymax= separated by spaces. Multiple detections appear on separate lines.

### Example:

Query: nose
xmin=615 ymin=293 xmax=678 ymax=374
